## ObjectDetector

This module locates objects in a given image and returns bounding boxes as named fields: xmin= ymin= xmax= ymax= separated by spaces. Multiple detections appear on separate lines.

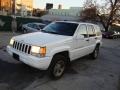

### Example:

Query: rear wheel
xmin=90 ymin=45 xmax=100 ymax=59
xmin=113 ymin=35 xmax=117 ymax=39
xmin=48 ymin=55 xmax=66 ymax=80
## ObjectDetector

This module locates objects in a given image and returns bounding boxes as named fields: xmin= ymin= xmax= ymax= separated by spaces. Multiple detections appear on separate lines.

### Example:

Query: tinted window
xmin=27 ymin=23 xmax=32 ymax=27
xmin=27 ymin=23 xmax=39 ymax=29
xmin=42 ymin=22 xmax=78 ymax=36
xmin=87 ymin=25 xmax=96 ymax=37
xmin=78 ymin=24 xmax=88 ymax=38
xmin=33 ymin=24 xmax=38 ymax=29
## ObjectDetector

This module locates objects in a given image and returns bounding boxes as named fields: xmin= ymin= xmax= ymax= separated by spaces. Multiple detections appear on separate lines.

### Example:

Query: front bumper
xmin=7 ymin=46 xmax=52 ymax=70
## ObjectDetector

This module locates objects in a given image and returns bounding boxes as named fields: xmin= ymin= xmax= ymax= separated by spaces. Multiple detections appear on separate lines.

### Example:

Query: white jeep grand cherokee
xmin=7 ymin=21 xmax=102 ymax=79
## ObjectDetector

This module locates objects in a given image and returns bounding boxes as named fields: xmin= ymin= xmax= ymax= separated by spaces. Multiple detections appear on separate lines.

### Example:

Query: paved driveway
xmin=0 ymin=32 xmax=120 ymax=90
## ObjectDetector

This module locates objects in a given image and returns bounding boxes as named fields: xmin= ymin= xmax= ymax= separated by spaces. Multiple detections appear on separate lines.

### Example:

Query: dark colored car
xmin=102 ymin=31 xmax=120 ymax=39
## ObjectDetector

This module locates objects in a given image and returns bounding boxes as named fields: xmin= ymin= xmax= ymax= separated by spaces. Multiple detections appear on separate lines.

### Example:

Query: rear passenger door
xmin=73 ymin=24 xmax=90 ymax=59
xmin=87 ymin=25 xmax=96 ymax=53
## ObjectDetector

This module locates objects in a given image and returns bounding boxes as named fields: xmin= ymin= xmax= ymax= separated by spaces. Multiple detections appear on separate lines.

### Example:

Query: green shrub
xmin=0 ymin=15 xmax=12 ymax=31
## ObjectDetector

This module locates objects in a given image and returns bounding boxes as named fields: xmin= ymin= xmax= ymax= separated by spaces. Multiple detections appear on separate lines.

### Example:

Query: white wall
xmin=41 ymin=7 xmax=83 ymax=21
xmin=48 ymin=7 xmax=83 ymax=17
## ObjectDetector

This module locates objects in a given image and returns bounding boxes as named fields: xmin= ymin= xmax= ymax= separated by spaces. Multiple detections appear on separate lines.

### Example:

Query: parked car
xmin=22 ymin=23 xmax=46 ymax=33
xmin=102 ymin=30 xmax=120 ymax=39
xmin=7 ymin=21 xmax=102 ymax=79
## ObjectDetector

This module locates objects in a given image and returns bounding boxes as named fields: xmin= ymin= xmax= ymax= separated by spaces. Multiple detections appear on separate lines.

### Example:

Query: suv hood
xmin=13 ymin=32 xmax=72 ymax=46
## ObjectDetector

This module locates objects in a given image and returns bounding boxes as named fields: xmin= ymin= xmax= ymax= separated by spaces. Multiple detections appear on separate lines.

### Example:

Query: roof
xmin=54 ymin=21 xmax=99 ymax=26
xmin=26 ymin=22 xmax=46 ymax=25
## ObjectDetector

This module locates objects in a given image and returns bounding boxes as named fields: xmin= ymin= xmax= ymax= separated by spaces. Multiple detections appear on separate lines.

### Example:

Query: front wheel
xmin=48 ymin=55 xmax=66 ymax=80
xmin=90 ymin=45 xmax=100 ymax=59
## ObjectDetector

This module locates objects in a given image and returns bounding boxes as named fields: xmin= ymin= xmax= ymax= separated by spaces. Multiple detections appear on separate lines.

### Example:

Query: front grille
xmin=13 ymin=41 xmax=31 ymax=54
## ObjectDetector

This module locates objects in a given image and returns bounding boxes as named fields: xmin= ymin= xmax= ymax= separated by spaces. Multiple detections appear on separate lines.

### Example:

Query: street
xmin=0 ymin=32 xmax=120 ymax=90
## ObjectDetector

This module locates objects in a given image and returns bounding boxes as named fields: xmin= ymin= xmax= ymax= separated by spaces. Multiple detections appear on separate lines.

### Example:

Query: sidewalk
xmin=0 ymin=32 xmax=20 ymax=48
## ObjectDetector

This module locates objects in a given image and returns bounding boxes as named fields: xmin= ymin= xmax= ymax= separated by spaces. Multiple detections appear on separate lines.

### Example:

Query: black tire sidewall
xmin=94 ymin=46 xmax=99 ymax=58
xmin=48 ymin=55 xmax=66 ymax=80
xmin=91 ymin=45 xmax=100 ymax=59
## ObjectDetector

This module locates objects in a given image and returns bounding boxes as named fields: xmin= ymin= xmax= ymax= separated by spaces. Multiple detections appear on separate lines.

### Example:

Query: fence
xmin=0 ymin=15 xmax=42 ymax=32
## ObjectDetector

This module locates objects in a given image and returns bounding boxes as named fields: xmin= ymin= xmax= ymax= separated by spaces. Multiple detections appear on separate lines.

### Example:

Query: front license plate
xmin=13 ymin=53 xmax=19 ymax=61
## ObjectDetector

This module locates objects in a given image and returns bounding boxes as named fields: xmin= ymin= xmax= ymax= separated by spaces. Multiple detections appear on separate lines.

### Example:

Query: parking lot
xmin=0 ymin=32 xmax=120 ymax=90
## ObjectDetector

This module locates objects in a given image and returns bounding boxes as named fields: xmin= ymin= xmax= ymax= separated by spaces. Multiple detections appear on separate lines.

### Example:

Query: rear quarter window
xmin=87 ymin=25 xmax=96 ymax=37
xmin=94 ymin=26 xmax=102 ymax=36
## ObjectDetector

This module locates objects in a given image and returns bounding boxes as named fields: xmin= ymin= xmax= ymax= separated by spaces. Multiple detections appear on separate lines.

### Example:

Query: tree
xmin=100 ymin=0 xmax=120 ymax=31
xmin=81 ymin=6 xmax=97 ymax=21
xmin=83 ymin=0 xmax=96 ymax=8
xmin=33 ymin=8 xmax=47 ymax=17
xmin=82 ymin=0 xmax=120 ymax=32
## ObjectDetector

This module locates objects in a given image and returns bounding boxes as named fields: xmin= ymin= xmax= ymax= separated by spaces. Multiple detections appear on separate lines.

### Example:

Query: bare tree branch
xmin=82 ymin=0 xmax=120 ymax=31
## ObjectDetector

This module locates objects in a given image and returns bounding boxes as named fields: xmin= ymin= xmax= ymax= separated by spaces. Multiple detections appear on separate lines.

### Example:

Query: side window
xmin=87 ymin=25 xmax=96 ymax=37
xmin=27 ymin=24 xmax=32 ymax=27
xmin=39 ymin=25 xmax=45 ymax=29
xmin=94 ymin=26 xmax=102 ymax=36
xmin=28 ymin=24 xmax=34 ymax=28
xmin=33 ymin=24 xmax=39 ymax=29
xmin=78 ymin=24 xmax=88 ymax=38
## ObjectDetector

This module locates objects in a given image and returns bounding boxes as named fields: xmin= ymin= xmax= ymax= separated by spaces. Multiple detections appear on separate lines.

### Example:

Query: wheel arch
xmin=96 ymin=43 xmax=100 ymax=47
xmin=52 ymin=51 xmax=70 ymax=63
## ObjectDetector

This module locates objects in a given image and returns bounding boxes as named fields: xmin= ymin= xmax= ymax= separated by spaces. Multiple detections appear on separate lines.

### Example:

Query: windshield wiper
xmin=41 ymin=30 xmax=59 ymax=34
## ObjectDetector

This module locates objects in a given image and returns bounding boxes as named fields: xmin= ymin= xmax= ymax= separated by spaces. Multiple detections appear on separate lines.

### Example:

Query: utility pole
xmin=0 ymin=0 xmax=1 ymax=11
xmin=10 ymin=0 xmax=12 ymax=14
xmin=12 ymin=0 xmax=16 ymax=15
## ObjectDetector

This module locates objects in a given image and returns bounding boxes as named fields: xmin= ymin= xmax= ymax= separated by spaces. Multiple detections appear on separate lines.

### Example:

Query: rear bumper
xmin=7 ymin=46 xmax=52 ymax=70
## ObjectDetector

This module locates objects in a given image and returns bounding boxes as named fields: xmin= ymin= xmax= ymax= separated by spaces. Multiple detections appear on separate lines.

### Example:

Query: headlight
xmin=31 ymin=46 xmax=46 ymax=57
xmin=10 ymin=39 xmax=14 ymax=45
xmin=31 ymin=46 xmax=40 ymax=54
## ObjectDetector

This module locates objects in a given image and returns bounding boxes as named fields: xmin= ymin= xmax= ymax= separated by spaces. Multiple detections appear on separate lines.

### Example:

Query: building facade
xmin=41 ymin=7 xmax=83 ymax=21
xmin=15 ymin=0 xmax=33 ymax=16
xmin=0 ymin=0 xmax=33 ymax=16
xmin=0 ymin=0 xmax=12 ymax=14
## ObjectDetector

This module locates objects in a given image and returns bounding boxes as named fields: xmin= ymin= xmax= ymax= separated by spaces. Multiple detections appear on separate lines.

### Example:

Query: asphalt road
xmin=0 ymin=32 xmax=120 ymax=90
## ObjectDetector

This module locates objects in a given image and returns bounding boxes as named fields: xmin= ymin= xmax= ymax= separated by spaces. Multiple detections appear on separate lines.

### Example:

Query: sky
xmin=33 ymin=0 xmax=85 ymax=9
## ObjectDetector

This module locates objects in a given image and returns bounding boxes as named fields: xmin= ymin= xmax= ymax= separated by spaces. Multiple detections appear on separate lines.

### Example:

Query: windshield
xmin=41 ymin=22 xmax=78 ymax=36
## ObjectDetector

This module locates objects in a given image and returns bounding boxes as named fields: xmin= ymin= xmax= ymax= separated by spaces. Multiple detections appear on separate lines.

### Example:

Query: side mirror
xmin=76 ymin=35 xmax=84 ymax=40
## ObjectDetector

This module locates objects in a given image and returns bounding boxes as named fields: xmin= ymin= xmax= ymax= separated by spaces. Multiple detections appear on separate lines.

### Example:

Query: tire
xmin=48 ymin=55 xmax=66 ymax=80
xmin=90 ymin=45 xmax=100 ymax=59
xmin=113 ymin=36 xmax=117 ymax=39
